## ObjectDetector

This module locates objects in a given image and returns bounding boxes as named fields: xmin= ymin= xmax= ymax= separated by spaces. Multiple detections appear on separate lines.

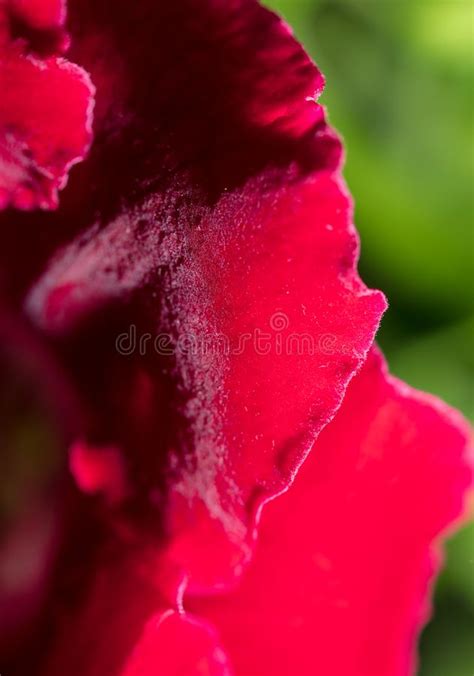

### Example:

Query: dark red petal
xmin=36 ymin=537 xmax=226 ymax=676
xmin=0 ymin=0 xmax=93 ymax=210
xmin=16 ymin=0 xmax=385 ymax=590
xmin=39 ymin=545 xmax=167 ymax=676
xmin=1 ymin=3 xmax=470 ymax=676
xmin=35 ymin=174 xmax=386 ymax=592
xmin=192 ymin=348 xmax=473 ymax=675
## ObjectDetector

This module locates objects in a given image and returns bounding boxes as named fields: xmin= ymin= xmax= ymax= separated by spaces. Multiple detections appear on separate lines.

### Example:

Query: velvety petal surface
xmin=10 ymin=0 xmax=386 ymax=589
xmin=192 ymin=347 xmax=473 ymax=675
xmin=0 ymin=2 xmax=472 ymax=676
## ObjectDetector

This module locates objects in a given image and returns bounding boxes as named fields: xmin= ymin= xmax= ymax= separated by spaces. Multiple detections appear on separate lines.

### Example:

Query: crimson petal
xmin=121 ymin=611 xmax=231 ymax=676
xmin=0 ymin=0 xmax=93 ymax=210
xmin=0 ymin=2 xmax=471 ymax=675
xmin=192 ymin=348 xmax=473 ymax=675
xmin=14 ymin=0 xmax=386 ymax=588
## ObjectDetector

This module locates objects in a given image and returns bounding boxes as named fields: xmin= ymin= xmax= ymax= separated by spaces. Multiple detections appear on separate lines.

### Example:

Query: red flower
xmin=0 ymin=1 xmax=471 ymax=675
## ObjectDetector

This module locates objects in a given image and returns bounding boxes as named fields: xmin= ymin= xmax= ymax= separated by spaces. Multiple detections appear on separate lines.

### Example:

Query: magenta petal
xmin=121 ymin=611 xmax=231 ymax=676
xmin=37 ymin=540 xmax=227 ymax=676
xmin=17 ymin=0 xmax=385 ymax=589
xmin=191 ymin=347 xmax=473 ymax=675
xmin=0 ymin=0 xmax=93 ymax=210
xmin=160 ymin=173 xmax=386 ymax=589
xmin=0 ymin=2 xmax=471 ymax=675
xmin=4 ymin=0 xmax=66 ymax=37
xmin=69 ymin=440 xmax=127 ymax=505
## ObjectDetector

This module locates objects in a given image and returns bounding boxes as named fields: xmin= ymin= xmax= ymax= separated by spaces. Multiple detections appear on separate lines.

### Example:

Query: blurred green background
xmin=264 ymin=0 xmax=473 ymax=673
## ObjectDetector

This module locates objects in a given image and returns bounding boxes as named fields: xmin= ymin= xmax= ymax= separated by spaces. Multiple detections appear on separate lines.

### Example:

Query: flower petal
xmin=15 ymin=0 xmax=385 ymax=589
xmin=35 ymin=540 xmax=227 ymax=676
xmin=1 ymin=3 xmax=470 ymax=676
xmin=0 ymin=0 xmax=93 ymax=210
xmin=191 ymin=347 xmax=473 ymax=675
xmin=122 ymin=611 xmax=231 ymax=676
